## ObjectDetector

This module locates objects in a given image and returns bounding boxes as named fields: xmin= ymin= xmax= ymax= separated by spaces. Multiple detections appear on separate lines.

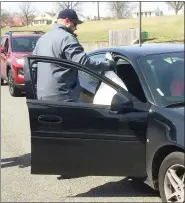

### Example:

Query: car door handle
xmin=38 ymin=115 xmax=62 ymax=124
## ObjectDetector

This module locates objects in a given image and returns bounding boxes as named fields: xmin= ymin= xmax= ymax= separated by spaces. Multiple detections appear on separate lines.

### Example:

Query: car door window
xmin=25 ymin=55 xmax=133 ymax=106
xmin=79 ymin=53 xmax=106 ymax=94
xmin=80 ymin=67 xmax=121 ymax=104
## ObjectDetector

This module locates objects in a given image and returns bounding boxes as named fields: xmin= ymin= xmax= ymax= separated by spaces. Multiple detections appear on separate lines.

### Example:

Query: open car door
xmin=24 ymin=55 xmax=149 ymax=177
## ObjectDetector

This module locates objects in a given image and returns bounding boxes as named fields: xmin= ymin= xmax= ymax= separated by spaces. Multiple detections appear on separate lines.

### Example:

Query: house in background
xmin=32 ymin=12 xmax=57 ymax=26
xmin=132 ymin=2 xmax=184 ymax=18
xmin=132 ymin=7 xmax=163 ymax=18
xmin=13 ymin=18 xmax=24 ymax=26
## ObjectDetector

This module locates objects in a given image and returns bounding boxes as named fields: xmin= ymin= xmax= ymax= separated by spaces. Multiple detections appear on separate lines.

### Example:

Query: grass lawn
xmin=1 ymin=15 xmax=184 ymax=43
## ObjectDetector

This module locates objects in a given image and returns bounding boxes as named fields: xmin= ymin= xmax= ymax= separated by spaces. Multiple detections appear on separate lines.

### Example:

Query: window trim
xmin=80 ymin=52 xmax=107 ymax=94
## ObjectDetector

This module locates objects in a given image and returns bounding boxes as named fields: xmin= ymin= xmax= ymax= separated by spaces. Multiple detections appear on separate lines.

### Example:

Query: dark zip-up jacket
xmin=32 ymin=23 xmax=111 ymax=101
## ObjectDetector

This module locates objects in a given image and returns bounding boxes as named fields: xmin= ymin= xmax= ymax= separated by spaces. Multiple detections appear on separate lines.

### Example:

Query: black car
xmin=24 ymin=44 xmax=184 ymax=203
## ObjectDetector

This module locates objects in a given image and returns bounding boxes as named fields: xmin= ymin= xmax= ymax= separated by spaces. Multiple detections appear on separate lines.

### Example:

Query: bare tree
xmin=166 ymin=1 xmax=184 ymax=15
xmin=107 ymin=2 xmax=132 ymax=19
xmin=19 ymin=2 xmax=37 ymax=26
xmin=54 ymin=2 xmax=83 ymax=14
xmin=0 ymin=9 xmax=14 ymax=27
xmin=1 ymin=9 xmax=9 ymax=25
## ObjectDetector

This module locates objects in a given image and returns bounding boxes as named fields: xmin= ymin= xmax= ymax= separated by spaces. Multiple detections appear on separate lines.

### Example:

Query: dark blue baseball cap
xmin=57 ymin=9 xmax=83 ymax=24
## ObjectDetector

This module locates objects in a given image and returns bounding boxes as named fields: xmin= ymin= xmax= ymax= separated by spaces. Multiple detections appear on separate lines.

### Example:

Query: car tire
xmin=158 ymin=152 xmax=185 ymax=203
xmin=8 ymin=69 xmax=21 ymax=97
xmin=1 ymin=78 xmax=4 ymax=85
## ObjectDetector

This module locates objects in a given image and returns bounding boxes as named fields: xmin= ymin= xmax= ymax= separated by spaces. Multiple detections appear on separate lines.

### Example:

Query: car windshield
xmin=138 ymin=52 xmax=184 ymax=107
xmin=11 ymin=36 xmax=40 ymax=52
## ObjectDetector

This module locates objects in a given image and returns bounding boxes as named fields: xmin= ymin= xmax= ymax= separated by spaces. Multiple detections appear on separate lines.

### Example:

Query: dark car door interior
xmin=24 ymin=56 xmax=149 ymax=177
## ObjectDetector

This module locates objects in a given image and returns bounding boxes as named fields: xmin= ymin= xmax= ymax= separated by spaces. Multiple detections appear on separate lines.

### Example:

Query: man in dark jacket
xmin=33 ymin=9 xmax=115 ymax=102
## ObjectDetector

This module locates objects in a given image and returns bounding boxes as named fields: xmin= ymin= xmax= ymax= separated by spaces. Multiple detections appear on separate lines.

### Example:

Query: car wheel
xmin=158 ymin=152 xmax=185 ymax=202
xmin=1 ymin=78 xmax=4 ymax=85
xmin=8 ymin=69 xmax=21 ymax=97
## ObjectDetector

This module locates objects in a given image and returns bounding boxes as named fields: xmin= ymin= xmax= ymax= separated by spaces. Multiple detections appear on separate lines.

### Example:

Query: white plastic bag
xmin=93 ymin=71 xmax=128 ymax=105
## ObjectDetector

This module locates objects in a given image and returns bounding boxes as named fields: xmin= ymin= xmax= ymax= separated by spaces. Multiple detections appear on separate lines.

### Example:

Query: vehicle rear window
xmin=11 ymin=37 xmax=40 ymax=52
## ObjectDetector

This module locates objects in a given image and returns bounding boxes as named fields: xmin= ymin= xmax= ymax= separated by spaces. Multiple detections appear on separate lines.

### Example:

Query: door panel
xmin=28 ymin=100 xmax=147 ymax=176
xmin=24 ymin=56 xmax=148 ymax=177
xmin=32 ymin=137 xmax=145 ymax=176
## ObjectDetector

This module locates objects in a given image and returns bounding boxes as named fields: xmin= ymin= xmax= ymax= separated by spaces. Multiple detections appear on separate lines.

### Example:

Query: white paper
xmin=93 ymin=71 xmax=128 ymax=105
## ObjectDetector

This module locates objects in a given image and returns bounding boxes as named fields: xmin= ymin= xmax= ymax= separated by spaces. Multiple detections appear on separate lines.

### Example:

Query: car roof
xmin=3 ymin=31 xmax=44 ymax=38
xmin=5 ymin=34 xmax=42 ymax=38
xmin=13 ymin=34 xmax=42 ymax=37
xmin=88 ymin=43 xmax=184 ymax=59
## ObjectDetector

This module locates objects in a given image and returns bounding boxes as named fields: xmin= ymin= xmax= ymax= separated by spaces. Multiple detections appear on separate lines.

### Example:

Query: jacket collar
xmin=53 ymin=23 xmax=78 ymax=37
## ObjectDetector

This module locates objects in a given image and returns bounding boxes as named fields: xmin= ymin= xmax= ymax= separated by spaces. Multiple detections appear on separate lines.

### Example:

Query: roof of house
xmin=132 ymin=8 xmax=157 ymax=13
xmin=33 ymin=11 xmax=56 ymax=21
xmin=13 ymin=18 xmax=23 ymax=25
xmin=45 ymin=12 xmax=56 ymax=17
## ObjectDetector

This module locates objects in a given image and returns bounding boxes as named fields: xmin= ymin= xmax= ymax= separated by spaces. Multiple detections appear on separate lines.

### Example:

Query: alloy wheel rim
xmin=164 ymin=164 xmax=185 ymax=202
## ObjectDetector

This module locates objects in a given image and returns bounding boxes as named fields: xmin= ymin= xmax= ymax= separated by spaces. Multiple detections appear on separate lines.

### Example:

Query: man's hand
xmin=105 ymin=52 xmax=114 ymax=61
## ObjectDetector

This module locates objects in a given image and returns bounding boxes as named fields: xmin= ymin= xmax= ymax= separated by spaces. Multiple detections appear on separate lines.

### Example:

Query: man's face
xmin=65 ymin=18 xmax=77 ymax=32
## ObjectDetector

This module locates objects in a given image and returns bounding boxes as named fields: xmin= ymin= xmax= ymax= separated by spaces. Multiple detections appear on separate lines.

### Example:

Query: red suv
xmin=0 ymin=31 xmax=43 ymax=96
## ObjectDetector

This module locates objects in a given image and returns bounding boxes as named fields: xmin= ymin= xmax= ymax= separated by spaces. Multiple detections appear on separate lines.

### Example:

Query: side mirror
xmin=0 ymin=47 xmax=6 ymax=53
xmin=111 ymin=93 xmax=133 ymax=112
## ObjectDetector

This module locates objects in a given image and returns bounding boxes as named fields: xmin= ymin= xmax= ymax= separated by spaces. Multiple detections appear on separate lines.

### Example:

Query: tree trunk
xmin=26 ymin=16 xmax=29 ymax=26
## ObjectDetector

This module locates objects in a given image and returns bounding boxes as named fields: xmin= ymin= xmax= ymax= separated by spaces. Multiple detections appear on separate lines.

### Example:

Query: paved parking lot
xmin=1 ymin=85 xmax=162 ymax=202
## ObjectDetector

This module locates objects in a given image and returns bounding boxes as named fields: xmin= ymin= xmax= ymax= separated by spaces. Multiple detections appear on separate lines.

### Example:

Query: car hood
xmin=167 ymin=106 xmax=184 ymax=116
xmin=162 ymin=106 xmax=184 ymax=125
xmin=13 ymin=52 xmax=32 ymax=59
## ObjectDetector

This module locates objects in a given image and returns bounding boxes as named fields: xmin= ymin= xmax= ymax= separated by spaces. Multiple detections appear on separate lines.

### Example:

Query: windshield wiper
xmin=165 ymin=102 xmax=185 ymax=108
